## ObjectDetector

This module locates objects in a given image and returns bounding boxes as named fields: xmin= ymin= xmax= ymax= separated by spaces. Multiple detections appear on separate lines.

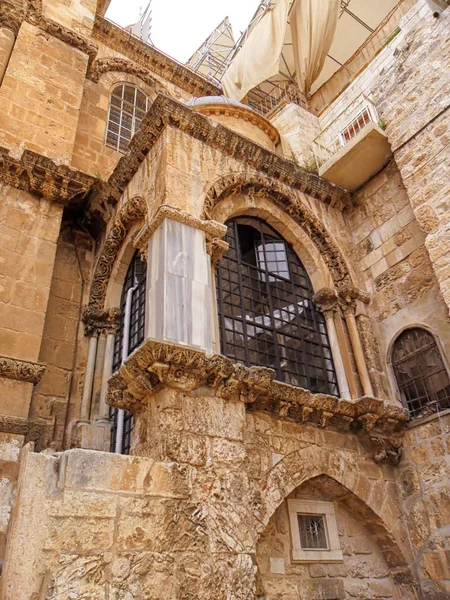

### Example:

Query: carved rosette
xmin=88 ymin=196 xmax=147 ymax=310
xmin=107 ymin=339 xmax=408 ymax=458
xmin=82 ymin=306 xmax=121 ymax=337
xmin=0 ymin=355 xmax=46 ymax=384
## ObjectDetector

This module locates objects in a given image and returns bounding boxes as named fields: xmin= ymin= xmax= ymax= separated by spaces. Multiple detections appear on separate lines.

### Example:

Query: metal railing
xmin=247 ymin=80 xmax=310 ymax=117
xmin=312 ymin=95 xmax=380 ymax=166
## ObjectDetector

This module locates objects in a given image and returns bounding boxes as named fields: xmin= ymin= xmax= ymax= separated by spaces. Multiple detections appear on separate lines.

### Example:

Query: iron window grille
xmin=216 ymin=218 xmax=339 ymax=395
xmin=110 ymin=251 xmax=146 ymax=455
xmin=106 ymin=84 xmax=148 ymax=153
xmin=298 ymin=514 xmax=329 ymax=550
xmin=392 ymin=328 xmax=450 ymax=420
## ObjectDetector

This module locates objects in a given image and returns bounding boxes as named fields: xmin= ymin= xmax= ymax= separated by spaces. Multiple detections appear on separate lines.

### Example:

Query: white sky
xmin=106 ymin=0 xmax=261 ymax=64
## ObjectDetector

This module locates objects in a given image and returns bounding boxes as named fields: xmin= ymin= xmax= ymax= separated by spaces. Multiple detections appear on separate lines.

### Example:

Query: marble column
xmin=145 ymin=217 xmax=216 ymax=352
xmin=339 ymin=287 xmax=374 ymax=398
xmin=313 ymin=289 xmax=351 ymax=400
xmin=97 ymin=332 xmax=116 ymax=423
xmin=79 ymin=334 xmax=99 ymax=422
xmin=0 ymin=27 xmax=15 ymax=85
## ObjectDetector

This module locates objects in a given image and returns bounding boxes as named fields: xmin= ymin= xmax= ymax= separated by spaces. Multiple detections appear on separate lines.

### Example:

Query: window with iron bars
xmin=392 ymin=328 xmax=450 ymax=420
xmin=110 ymin=251 xmax=146 ymax=455
xmin=106 ymin=84 xmax=148 ymax=153
xmin=216 ymin=218 xmax=339 ymax=395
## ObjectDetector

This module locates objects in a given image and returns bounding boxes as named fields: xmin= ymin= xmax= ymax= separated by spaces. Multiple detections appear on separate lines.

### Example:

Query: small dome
xmin=187 ymin=95 xmax=253 ymax=111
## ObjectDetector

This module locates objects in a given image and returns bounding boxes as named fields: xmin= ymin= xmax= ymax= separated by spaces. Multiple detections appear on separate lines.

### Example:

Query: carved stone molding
xmin=88 ymin=57 xmax=167 ymax=94
xmin=338 ymin=284 xmax=371 ymax=315
xmin=207 ymin=238 xmax=230 ymax=267
xmin=0 ymin=355 xmax=46 ymax=384
xmin=313 ymin=288 xmax=339 ymax=315
xmin=88 ymin=196 xmax=147 ymax=309
xmin=0 ymin=415 xmax=52 ymax=451
xmin=0 ymin=2 xmax=22 ymax=35
xmin=107 ymin=339 xmax=409 ymax=448
xmin=87 ymin=95 xmax=350 ymax=223
xmin=93 ymin=16 xmax=220 ymax=98
xmin=203 ymin=172 xmax=351 ymax=285
xmin=82 ymin=306 xmax=121 ymax=337
xmin=134 ymin=204 xmax=228 ymax=254
xmin=0 ymin=147 xmax=96 ymax=205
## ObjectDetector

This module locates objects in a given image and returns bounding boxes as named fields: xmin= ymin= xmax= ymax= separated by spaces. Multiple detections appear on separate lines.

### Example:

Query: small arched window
xmin=106 ymin=84 xmax=148 ymax=153
xmin=216 ymin=217 xmax=339 ymax=396
xmin=110 ymin=251 xmax=146 ymax=454
xmin=392 ymin=328 xmax=450 ymax=419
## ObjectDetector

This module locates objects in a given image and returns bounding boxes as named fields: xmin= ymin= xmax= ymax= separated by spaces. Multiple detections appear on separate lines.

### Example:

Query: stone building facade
xmin=0 ymin=0 xmax=449 ymax=598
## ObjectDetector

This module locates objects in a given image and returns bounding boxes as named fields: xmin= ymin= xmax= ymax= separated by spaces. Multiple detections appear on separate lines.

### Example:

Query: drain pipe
xmin=115 ymin=283 xmax=137 ymax=454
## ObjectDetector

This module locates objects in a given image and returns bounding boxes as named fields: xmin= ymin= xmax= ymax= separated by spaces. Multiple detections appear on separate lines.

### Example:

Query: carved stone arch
xmin=88 ymin=57 xmax=169 ymax=98
xmin=203 ymin=172 xmax=352 ymax=287
xmin=88 ymin=196 xmax=147 ymax=310
xmin=256 ymin=446 xmax=412 ymax=570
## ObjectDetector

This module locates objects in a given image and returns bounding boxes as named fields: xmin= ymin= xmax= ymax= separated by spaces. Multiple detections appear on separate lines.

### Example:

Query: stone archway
xmin=88 ymin=195 xmax=147 ymax=309
xmin=87 ymin=57 xmax=166 ymax=97
xmin=203 ymin=172 xmax=352 ymax=287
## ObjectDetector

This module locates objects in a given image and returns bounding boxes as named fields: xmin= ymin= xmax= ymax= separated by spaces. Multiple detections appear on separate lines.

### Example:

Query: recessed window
xmin=392 ymin=328 xmax=450 ymax=420
xmin=106 ymin=84 xmax=148 ymax=153
xmin=288 ymin=499 xmax=343 ymax=563
xmin=216 ymin=217 xmax=339 ymax=395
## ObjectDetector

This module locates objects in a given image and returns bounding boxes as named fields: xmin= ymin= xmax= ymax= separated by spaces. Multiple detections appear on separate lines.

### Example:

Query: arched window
xmin=106 ymin=84 xmax=148 ymax=153
xmin=110 ymin=251 xmax=146 ymax=454
xmin=216 ymin=217 xmax=339 ymax=396
xmin=392 ymin=328 xmax=450 ymax=419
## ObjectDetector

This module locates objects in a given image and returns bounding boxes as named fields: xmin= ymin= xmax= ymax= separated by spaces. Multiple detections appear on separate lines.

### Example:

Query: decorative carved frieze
xmin=0 ymin=147 xmax=96 ymax=204
xmin=82 ymin=306 xmax=121 ymax=337
xmin=88 ymin=196 xmax=147 ymax=309
xmin=0 ymin=355 xmax=45 ymax=384
xmin=204 ymin=172 xmax=351 ymax=285
xmin=133 ymin=204 xmax=228 ymax=254
xmin=107 ymin=339 xmax=409 ymax=448
xmin=0 ymin=415 xmax=52 ymax=451
xmin=88 ymin=57 xmax=167 ymax=93
xmin=88 ymin=96 xmax=349 ymax=222
xmin=93 ymin=16 xmax=220 ymax=98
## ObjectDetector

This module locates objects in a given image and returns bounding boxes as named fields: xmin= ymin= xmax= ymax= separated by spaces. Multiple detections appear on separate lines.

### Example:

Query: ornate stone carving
xmin=0 ymin=147 xmax=96 ymax=205
xmin=0 ymin=355 xmax=45 ymax=384
xmin=0 ymin=2 xmax=22 ymax=35
xmin=0 ymin=415 xmax=51 ymax=451
xmin=88 ymin=196 xmax=147 ymax=309
xmin=203 ymin=172 xmax=351 ymax=284
xmin=93 ymin=16 xmax=220 ymax=98
xmin=88 ymin=57 xmax=166 ymax=93
xmin=370 ymin=436 xmax=403 ymax=466
xmin=134 ymin=204 xmax=228 ymax=255
xmin=107 ymin=339 xmax=409 ymax=452
xmin=313 ymin=288 xmax=339 ymax=315
xmin=82 ymin=306 xmax=121 ymax=337
xmin=207 ymin=238 xmax=230 ymax=267
xmin=338 ymin=284 xmax=371 ymax=315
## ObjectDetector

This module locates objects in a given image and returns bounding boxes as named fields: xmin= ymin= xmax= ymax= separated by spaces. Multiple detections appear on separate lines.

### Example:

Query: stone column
xmin=0 ymin=27 xmax=15 ymax=85
xmin=97 ymin=331 xmax=116 ymax=423
xmin=313 ymin=289 xmax=351 ymax=400
xmin=338 ymin=286 xmax=374 ymax=398
xmin=135 ymin=206 xmax=228 ymax=353
xmin=79 ymin=334 xmax=99 ymax=423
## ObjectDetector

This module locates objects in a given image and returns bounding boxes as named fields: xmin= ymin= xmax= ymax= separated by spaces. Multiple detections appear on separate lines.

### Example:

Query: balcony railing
xmin=312 ymin=95 xmax=381 ymax=166
xmin=247 ymin=80 xmax=310 ymax=117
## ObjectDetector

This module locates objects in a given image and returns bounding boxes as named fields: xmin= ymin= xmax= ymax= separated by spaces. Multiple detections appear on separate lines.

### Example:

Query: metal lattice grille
xmin=106 ymin=84 xmax=148 ymax=153
xmin=110 ymin=252 xmax=146 ymax=455
xmin=298 ymin=514 xmax=329 ymax=550
xmin=392 ymin=328 xmax=450 ymax=420
xmin=216 ymin=218 xmax=339 ymax=395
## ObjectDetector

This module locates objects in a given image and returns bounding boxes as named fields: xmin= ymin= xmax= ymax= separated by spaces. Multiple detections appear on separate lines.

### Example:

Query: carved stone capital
xmin=313 ymin=288 xmax=339 ymax=317
xmin=338 ymin=284 xmax=371 ymax=315
xmin=207 ymin=238 xmax=230 ymax=267
xmin=0 ymin=2 xmax=22 ymax=35
xmin=0 ymin=355 xmax=46 ymax=384
xmin=0 ymin=147 xmax=96 ymax=204
xmin=82 ymin=306 xmax=121 ymax=337
xmin=133 ymin=204 xmax=228 ymax=255
xmin=106 ymin=339 xmax=409 ymax=459
xmin=370 ymin=436 xmax=403 ymax=466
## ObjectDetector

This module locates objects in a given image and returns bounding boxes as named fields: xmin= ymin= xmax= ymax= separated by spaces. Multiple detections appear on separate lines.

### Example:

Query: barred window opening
xmin=392 ymin=328 xmax=450 ymax=420
xmin=110 ymin=251 xmax=146 ymax=454
xmin=106 ymin=84 xmax=148 ymax=153
xmin=216 ymin=217 xmax=339 ymax=396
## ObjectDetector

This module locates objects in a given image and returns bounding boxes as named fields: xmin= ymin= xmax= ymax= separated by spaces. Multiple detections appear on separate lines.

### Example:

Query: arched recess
xmin=88 ymin=196 xmax=147 ymax=310
xmin=203 ymin=172 xmax=352 ymax=288
xmin=256 ymin=446 xmax=412 ymax=570
xmin=88 ymin=57 xmax=168 ymax=98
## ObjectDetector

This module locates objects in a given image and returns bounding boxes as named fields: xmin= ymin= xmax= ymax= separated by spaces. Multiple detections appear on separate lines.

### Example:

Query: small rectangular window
xmin=298 ymin=514 xmax=329 ymax=550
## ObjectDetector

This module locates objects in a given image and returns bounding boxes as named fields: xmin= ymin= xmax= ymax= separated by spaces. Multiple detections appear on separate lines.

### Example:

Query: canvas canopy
xmin=222 ymin=0 xmax=340 ymax=100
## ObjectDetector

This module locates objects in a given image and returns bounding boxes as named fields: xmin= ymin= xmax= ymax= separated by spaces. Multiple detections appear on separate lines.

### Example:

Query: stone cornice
xmin=82 ymin=306 xmax=121 ymax=337
xmin=93 ymin=16 xmax=220 ymax=98
xmin=0 ymin=355 xmax=46 ymax=384
xmin=0 ymin=147 xmax=97 ymax=205
xmin=107 ymin=339 xmax=409 ymax=442
xmin=89 ymin=95 xmax=349 ymax=220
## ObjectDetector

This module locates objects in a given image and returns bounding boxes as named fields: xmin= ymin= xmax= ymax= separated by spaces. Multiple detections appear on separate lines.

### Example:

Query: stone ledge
xmin=0 ymin=415 xmax=52 ymax=451
xmin=107 ymin=339 xmax=408 ymax=459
